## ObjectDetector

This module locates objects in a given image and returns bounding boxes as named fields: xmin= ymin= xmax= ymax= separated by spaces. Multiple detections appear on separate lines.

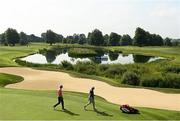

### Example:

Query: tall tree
xmin=103 ymin=34 xmax=109 ymax=46
xmin=109 ymin=32 xmax=120 ymax=46
xmin=66 ymin=36 xmax=74 ymax=44
xmin=133 ymin=27 xmax=147 ymax=46
xmin=134 ymin=27 xmax=164 ymax=46
xmin=46 ymin=30 xmax=56 ymax=45
xmin=72 ymin=34 xmax=79 ymax=44
xmin=56 ymin=34 xmax=64 ymax=43
xmin=27 ymin=34 xmax=44 ymax=42
xmin=0 ymin=33 xmax=7 ymax=45
xmin=5 ymin=28 xmax=20 ymax=46
xmin=19 ymin=32 xmax=29 ymax=45
xmin=89 ymin=29 xmax=104 ymax=46
xmin=78 ymin=34 xmax=86 ymax=44
xmin=41 ymin=33 xmax=46 ymax=41
xmin=164 ymin=37 xmax=172 ymax=46
xmin=87 ymin=32 xmax=92 ymax=44
xmin=120 ymin=34 xmax=133 ymax=46
xmin=151 ymin=34 xmax=163 ymax=46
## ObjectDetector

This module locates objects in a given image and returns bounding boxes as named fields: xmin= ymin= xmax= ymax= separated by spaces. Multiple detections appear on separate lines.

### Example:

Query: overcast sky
xmin=0 ymin=0 xmax=179 ymax=38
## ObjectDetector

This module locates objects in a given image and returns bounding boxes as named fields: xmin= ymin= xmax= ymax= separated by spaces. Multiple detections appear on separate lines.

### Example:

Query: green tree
xmin=151 ymin=34 xmax=163 ymax=46
xmin=28 ymin=34 xmax=43 ymax=42
xmin=109 ymin=32 xmax=120 ymax=46
xmin=46 ymin=30 xmax=56 ymax=45
xmin=72 ymin=34 xmax=79 ymax=44
xmin=5 ymin=28 xmax=20 ymax=46
xmin=87 ymin=32 xmax=92 ymax=44
xmin=89 ymin=29 xmax=104 ymax=46
xmin=103 ymin=34 xmax=109 ymax=46
xmin=133 ymin=27 xmax=147 ymax=46
xmin=164 ymin=37 xmax=172 ymax=46
xmin=134 ymin=27 xmax=164 ymax=46
xmin=120 ymin=34 xmax=133 ymax=46
xmin=41 ymin=33 xmax=46 ymax=41
xmin=78 ymin=34 xmax=86 ymax=44
xmin=66 ymin=36 xmax=74 ymax=44
xmin=0 ymin=33 xmax=7 ymax=45
xmin=19 ymin=32 xmax=29 ymax=45
xmin=56 ymin=34 xmax=64 ymax=43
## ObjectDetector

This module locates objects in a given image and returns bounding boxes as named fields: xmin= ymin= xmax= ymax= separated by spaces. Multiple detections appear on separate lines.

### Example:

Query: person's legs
xmin=60 ymin=97 xmax=65 ymax=110
xmin=84 ymin=98 xmax=92 ymax=110
xmin=54 ymin=97 xmax=60 ymax=108
xmin=92 ymin=99 xmax=96 ymax=111
xmin=84 ymin=100 xmax=91 ymax=109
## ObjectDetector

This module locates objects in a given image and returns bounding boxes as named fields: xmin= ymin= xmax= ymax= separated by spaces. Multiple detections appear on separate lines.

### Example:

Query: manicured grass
xmin=0 ymin=73 xmax=23 ymax=87
xmin=0 ymin=43 xmax=49 ymax=67
xmin=0 ymin=44 xmax=180 ymax=120
xmin=0 ymin=88 xmax=179 ymax=120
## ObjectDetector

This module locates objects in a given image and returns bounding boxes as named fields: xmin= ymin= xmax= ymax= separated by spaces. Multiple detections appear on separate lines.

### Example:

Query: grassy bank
xmin=0 ymin=73 xmax=23 ymax=87
xmin=0 ymin=43 xmax=49 ymax=67
xmin=110 ymin=46 xmax=180 ymax=64
xmin=0 ymin=88 xmax=179 ymax=120
xmin=68 ymin=48 xmax=97 ymax=57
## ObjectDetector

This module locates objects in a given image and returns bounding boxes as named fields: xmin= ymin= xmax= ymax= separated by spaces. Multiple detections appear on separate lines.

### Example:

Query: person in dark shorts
xmin=53 ymin=85 xmax=65 ymax=110
xmin=84 ymin=87 xmax=96 ymax=111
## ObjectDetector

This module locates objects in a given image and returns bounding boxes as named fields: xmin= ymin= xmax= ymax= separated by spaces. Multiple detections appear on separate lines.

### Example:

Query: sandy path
xmin=0 ymin=67 xmax=179 ymax=111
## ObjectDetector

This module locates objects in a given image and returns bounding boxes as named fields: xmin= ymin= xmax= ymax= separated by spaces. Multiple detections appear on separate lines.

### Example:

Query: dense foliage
xmin=120 ymin=34 xmax=133 ymax=46
xmin=19 ymin=32 xmax=29 ymax=45
xmin=88 ymin=29 xmax=104 ymax=46
xmin=45 ymin=30 xmax=57 ymax=45
xmin=122 ymin=71 xmax=140 ymax=86
xmin=109 ymin=32 xmax=121 ymax=46
xmin=5 ymin=28 xmax=20 ymax=46
xmin=0 ymin=27 xmax=179 ymax=46
xmin=134 ymin=27 xmax=164 ymax=46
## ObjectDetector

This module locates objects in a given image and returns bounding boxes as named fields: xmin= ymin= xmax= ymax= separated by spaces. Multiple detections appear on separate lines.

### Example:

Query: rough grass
xmin=0 ymin=88 xmax=179 ymax=120
xmin=0 ymin=73 xmax=23 ymax=87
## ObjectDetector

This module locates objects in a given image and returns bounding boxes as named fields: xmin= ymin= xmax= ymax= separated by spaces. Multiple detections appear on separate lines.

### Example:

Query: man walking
xmin=84 ymin=87 xmax=96 ymax=111
xmin=53 ymin=85 xmax=65 ymax=110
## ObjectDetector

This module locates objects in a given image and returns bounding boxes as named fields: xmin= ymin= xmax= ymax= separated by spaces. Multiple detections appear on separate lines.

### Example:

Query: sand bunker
xmin=0 ymin=67 xmax=179 ymax=111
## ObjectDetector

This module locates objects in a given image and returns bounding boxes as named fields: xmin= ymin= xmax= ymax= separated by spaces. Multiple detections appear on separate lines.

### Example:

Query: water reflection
xmin=44 ymin=50 xmax=56 ymax=63
xmin=21 ymin=48 xmax=163 ymax=65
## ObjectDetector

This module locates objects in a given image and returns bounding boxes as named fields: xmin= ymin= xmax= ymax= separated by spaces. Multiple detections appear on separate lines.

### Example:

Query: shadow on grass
xmin=55 ymin=109 xmax=79 ymax=116
xmin=85 ymin=109 xmax=113 ymax=117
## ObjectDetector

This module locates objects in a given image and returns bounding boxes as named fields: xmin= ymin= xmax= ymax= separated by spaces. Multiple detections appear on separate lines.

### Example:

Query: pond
xmin=21 ymin=48 xmax=163 ymax=65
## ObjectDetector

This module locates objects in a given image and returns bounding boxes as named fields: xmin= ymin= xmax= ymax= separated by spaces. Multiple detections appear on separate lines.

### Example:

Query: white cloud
xmin=150 ymin=8 xmax=179 ymax=17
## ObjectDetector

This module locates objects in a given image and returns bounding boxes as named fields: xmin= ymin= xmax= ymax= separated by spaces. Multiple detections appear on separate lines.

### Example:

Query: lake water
xmin=21 ymin=51 xmax=163 ymax=65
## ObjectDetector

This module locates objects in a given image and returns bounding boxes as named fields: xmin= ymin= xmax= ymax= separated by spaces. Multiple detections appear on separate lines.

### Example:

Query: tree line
xmin=0 ymin=27 xmax=179 ymax=46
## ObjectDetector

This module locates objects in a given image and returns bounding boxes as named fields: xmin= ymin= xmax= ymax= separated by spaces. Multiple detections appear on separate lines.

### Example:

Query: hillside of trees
xmin=0 ymin=27 xmax=179 ymax=47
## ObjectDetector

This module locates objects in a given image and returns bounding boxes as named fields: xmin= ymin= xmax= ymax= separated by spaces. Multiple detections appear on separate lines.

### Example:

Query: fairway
xmin=0 ymin=88 xmax=180 ymax=120
xmin=0 ymin=43 xmax=49 ymax=67
xmin=0 ymin=0 xmax=180 ymax=120
xmin=0 ymin=44 xmax=180 ymax=120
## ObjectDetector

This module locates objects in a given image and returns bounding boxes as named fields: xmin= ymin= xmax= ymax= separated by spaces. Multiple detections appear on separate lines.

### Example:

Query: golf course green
xmin=0 ymin=43 xmax=180 ymax=120
xmin=0 ymin=88 xmax=180 ymax=120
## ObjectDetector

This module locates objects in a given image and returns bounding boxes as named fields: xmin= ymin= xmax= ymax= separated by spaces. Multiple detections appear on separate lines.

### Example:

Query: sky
xmin=0 ymin=0 xmax=179 ymax=38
